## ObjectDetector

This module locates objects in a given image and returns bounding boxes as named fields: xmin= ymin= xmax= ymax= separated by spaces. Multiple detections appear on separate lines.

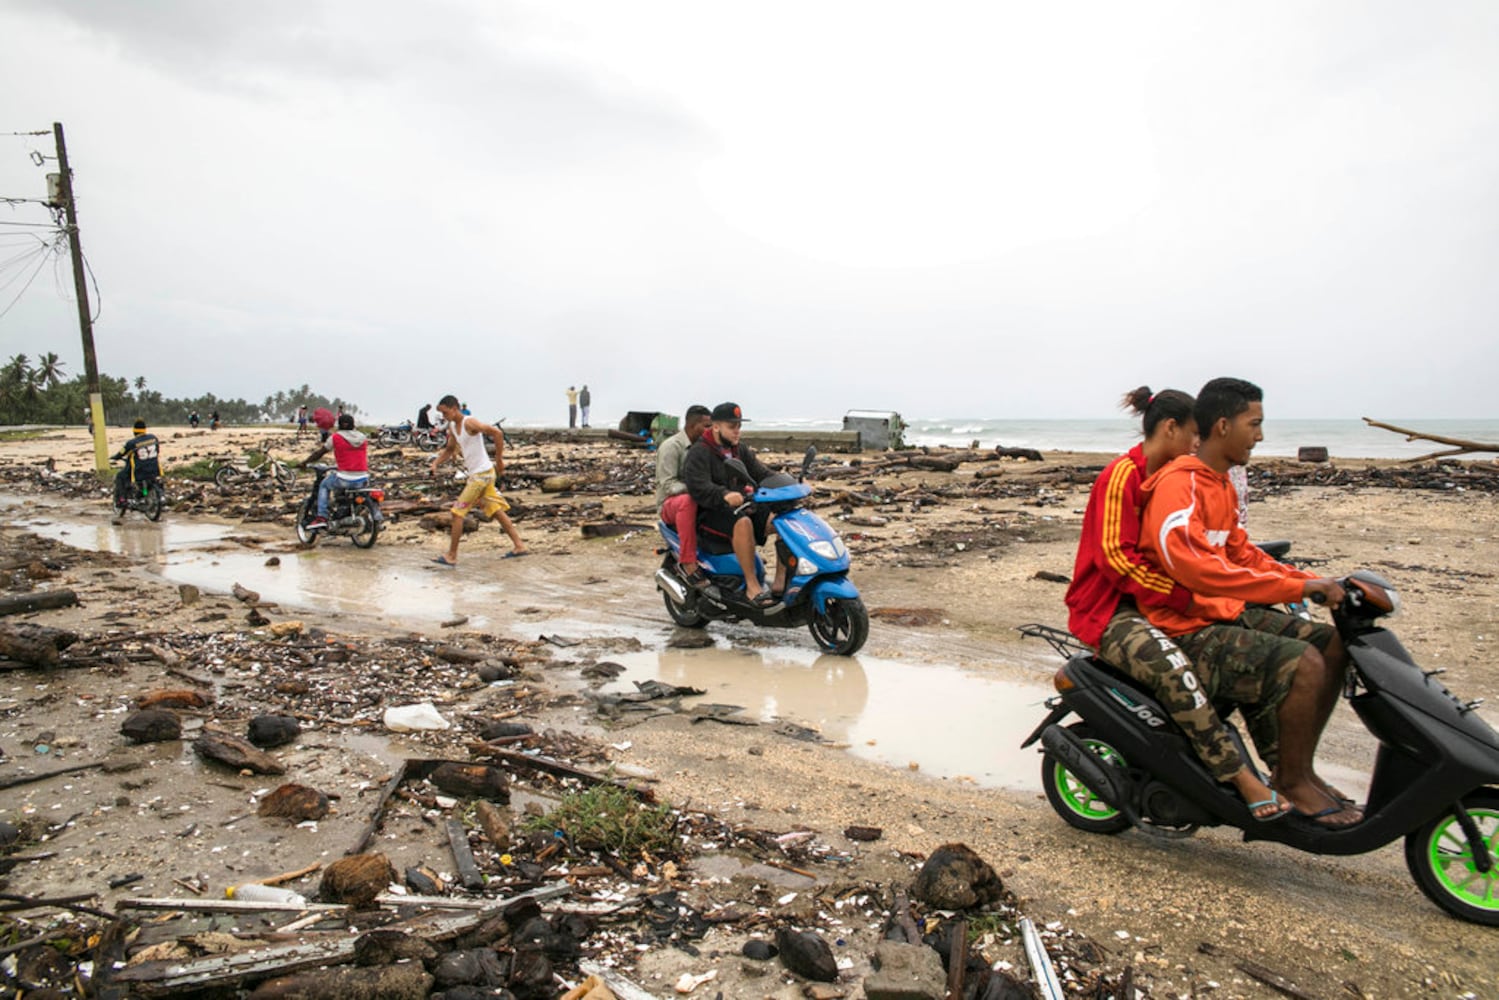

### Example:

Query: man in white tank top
xmin=428 ymin=395 xmax=526 ymax=566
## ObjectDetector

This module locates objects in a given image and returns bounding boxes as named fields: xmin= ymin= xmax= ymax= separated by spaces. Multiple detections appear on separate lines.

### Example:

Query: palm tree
xmin=35 ymin=352 xmax=65 ymax=388
xmin=134 ymin=375 xmax=148 ymax=393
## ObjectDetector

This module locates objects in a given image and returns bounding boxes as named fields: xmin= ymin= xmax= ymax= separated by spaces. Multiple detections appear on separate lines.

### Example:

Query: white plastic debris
xmin=383 ymin=702 xmax=451 ymax=732
xmin=674 ymin=969 xmax=717 ymax=993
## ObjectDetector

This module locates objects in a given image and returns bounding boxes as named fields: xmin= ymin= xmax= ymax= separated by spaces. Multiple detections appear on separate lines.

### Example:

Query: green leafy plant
xmin=522 ymin=783 xmax=677 ymax=861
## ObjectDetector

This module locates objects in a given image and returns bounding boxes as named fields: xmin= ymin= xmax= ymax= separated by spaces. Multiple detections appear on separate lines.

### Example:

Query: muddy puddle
xmin=597 ymin=645 xmax=1054 ymax=791
xmin=1 ymin=496 xmax=515 ymax=628
xmin=5 ymin=496 xmax=1371 ymax=802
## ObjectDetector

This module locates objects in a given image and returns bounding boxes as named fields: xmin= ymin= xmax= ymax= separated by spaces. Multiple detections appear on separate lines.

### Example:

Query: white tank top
xmin=454 ymin=418 xmax=494 ymax=476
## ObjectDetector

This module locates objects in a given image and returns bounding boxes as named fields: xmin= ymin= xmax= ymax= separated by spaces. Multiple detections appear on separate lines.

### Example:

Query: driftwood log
xmin=1364 ymin=418 xmax=1499 ymax=463
xmin=0 ymin=624 xmax=80 ymax=668
xmin=0 ymin=589 xmax=79 ymax=618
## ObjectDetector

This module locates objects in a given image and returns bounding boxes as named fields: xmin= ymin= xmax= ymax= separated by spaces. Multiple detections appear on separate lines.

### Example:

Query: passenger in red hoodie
xmin=1066 ymin=387 xmax=1285 ymax=820
xmin=1140 ymin=378 xmax=1358 ymax=826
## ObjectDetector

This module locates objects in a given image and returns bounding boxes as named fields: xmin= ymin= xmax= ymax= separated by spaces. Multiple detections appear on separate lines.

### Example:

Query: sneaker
xmin=307 ymin=516 xmax=328 ymax=529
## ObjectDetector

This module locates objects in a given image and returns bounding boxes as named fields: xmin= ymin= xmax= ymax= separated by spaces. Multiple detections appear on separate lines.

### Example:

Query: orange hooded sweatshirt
xmin=1138 ymin=456 xmax=1312 ymax=636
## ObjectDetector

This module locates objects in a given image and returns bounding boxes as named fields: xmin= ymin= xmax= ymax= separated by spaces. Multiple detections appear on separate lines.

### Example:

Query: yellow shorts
xmin=453 ymin=470 xmax=510 ymax=519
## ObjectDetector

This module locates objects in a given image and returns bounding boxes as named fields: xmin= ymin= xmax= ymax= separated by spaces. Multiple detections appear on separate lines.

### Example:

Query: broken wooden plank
xmin=111 ymin=882 xmax=570 ymax=995
xmin=471 ymin=747 xmax=656 ymax=802
xmin=446 ymin=818 xmax=485 ymax=890
xmin=347 ymin=760 xmax=408 ymax=856
xmin=576 ymin=960 xmax=664 ymax=1000
xmin=0 ymin=761 xmax=102 ymax=791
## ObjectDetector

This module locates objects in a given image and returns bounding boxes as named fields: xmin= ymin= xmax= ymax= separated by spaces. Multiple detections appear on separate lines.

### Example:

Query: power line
xmin=0 ymin=238 xmax=57 ymax=321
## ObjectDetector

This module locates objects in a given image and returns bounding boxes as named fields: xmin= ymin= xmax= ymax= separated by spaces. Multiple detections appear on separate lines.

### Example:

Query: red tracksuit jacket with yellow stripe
xmin=1138 ymin=455 xmax=1312 ymax=636
xmin=1065 ymin=445 xmax=1191 ymax=647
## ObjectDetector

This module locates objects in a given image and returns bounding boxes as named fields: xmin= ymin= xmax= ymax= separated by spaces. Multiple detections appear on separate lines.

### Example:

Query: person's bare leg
xmin=496 ymin=511 xmax=525 ymax=553
xmin=771 ymin=538 xmax=789 ymax=594
xmin=445 ymin=509 xmax=465 ymax=563
xmin=733 ymin=518 xmax=763 ymax=598
xmin=1274 ymin=648 xmax=1359 ymax=824
xmin=1274 ymin=634 xmax=1353 ymax=803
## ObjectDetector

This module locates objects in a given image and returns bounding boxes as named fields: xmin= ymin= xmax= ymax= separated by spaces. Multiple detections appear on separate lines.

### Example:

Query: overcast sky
xmin=1 ymin=1 xmax=1495 ymax=424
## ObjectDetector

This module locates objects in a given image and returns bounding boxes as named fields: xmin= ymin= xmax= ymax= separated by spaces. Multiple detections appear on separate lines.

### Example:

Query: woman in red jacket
xmin=1064 ymin=387 xmax=1288 ymax=821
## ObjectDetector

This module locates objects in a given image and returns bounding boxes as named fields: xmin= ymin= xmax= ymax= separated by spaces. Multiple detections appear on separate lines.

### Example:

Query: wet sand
xmin=2 ymin=425 xmax=1497 ymax=997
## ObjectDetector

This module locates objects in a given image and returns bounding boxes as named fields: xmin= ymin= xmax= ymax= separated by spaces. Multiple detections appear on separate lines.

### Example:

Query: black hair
xmin=438 ymin=394 xmax=459 ymax=408
xmin=337 ymin=414 xmax=355 ymax=430
xmin=1194 ymin=377 xmax=1263 ymax=434
xmin=684 ymin=404 xmax=711 ymax=421
xmin=1121 ymin=386 xmax=1195 ymax=438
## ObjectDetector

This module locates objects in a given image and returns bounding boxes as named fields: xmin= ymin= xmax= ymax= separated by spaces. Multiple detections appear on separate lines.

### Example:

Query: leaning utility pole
xmin=52 ymin=121 xmax=109 ymax=473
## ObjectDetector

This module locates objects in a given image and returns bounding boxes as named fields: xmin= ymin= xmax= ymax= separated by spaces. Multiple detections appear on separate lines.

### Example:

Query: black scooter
xmin=1020 ymin=571 xmax=1499 ymax=924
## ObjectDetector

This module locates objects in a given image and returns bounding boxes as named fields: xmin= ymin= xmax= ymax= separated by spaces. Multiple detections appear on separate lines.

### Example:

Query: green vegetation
xmin=0 ymin=351 xmax=359 ymax=427
xmin=522 ymin=782 xmax=677 ymax=861
xmin=171 ymin=457 xmax=220 ymax=482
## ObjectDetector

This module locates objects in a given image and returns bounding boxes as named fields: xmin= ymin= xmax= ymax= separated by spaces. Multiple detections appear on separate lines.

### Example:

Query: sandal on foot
xmin=431 ymin=556 xmax=457 ymax=567
xmin=502 ymin=550 xmax=529 ymax=559
xmin=1293 ymin=803 xmax=1363 ymax=827
xmin=1244 ymin=791 xmax=1290 ymax=823
xmin=750 ymin=591 xmax=779 ymax=608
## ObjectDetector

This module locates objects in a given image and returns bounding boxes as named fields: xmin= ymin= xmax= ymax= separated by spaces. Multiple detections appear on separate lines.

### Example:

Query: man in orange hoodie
xmin=1140 ymin=378 xmax=1359 ymax=826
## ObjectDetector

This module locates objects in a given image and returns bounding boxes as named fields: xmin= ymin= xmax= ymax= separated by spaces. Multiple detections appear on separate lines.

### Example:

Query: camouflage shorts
xmin=1173 ymin=607 xmax=1336 ymax=767
xmin=1096 ymin=604 xmax=1243 ymax=781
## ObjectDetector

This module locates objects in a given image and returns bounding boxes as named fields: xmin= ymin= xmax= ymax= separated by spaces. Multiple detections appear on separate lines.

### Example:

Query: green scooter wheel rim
xmin=1425 ymin=807 xmax=1499 ymax=913
xmin=1053 ymin=740 xmax=1124 ymax=821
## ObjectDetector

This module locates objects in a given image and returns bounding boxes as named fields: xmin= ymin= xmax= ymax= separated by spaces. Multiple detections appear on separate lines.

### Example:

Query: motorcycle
xmin=376 ymin=422 xmax=413 ymax=445
xmin=294 ymin=465 xmax=383 ymax=548
xmin=412 ymin=425 xmax=446 ymax=451
xmin=1019 ymin=570 xmax=1499 ymax=924
xmin=655 ymin=448 xmax=868 ymax=656
xmin=111 ymin=468 xmax=164 ymax=522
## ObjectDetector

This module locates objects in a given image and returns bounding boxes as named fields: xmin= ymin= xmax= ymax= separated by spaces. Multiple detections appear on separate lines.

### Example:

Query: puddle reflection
xmin=3 ymin=501 xmax=505 ymax=627
xmin=604 ymin=646 xmax=1053 ymax=791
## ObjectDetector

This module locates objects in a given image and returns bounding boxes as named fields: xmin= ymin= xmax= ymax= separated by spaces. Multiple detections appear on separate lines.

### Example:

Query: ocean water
xmin=752 ymin=417 xmax=1499 ymax=460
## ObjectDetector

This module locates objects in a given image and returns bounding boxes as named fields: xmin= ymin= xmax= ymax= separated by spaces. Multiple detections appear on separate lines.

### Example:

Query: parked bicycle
xmin=214 ymin=452 xmax=298 ymax=490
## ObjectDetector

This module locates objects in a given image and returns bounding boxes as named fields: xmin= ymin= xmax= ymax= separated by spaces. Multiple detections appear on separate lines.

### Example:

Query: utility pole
xmin=52 ymin=121 xmax=109 ymax=473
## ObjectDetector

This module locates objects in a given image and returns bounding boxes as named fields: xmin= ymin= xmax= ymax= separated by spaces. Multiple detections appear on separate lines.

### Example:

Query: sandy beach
xmin=1 ymin=424 xmax=1497 ymax=998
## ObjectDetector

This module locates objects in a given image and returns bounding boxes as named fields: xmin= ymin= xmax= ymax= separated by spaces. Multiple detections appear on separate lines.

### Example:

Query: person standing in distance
xmin=579 ymin=384 xmax=592 ymax=427
xmin=565 ymin=386 xmax=579 ymax=428
xmin=429 ymin=395 xmax=526 ymax=566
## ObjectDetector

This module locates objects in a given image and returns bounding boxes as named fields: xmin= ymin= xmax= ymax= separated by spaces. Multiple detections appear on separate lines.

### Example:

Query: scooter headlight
xmin=809 ymin=540 xmax=840 ymax=561
xmin=793 ymin=556 xmax=821 ymax=576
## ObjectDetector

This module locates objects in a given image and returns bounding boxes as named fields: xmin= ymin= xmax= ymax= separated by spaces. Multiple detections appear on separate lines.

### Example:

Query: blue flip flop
xmin=502 ymin=551 xmax=529 ymax=559
xmin=1246 ymin=791 xmax=1290 ymax=823
xmin=431 ymin=556 xmax=457 ymax=567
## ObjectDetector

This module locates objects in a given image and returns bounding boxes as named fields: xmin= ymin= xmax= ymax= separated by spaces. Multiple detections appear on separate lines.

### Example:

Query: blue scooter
xmin=656 ymin=449 xmax=868 ymax=655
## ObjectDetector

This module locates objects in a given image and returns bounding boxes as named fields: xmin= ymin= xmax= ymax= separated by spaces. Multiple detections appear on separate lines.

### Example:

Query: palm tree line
xmin=0 ymin=353 xmax=359 ymax=427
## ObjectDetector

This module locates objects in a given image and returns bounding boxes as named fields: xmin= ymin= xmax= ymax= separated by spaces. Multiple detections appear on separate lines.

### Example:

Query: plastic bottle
xmin=226 ymin=884 xmax=308 ymax=905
